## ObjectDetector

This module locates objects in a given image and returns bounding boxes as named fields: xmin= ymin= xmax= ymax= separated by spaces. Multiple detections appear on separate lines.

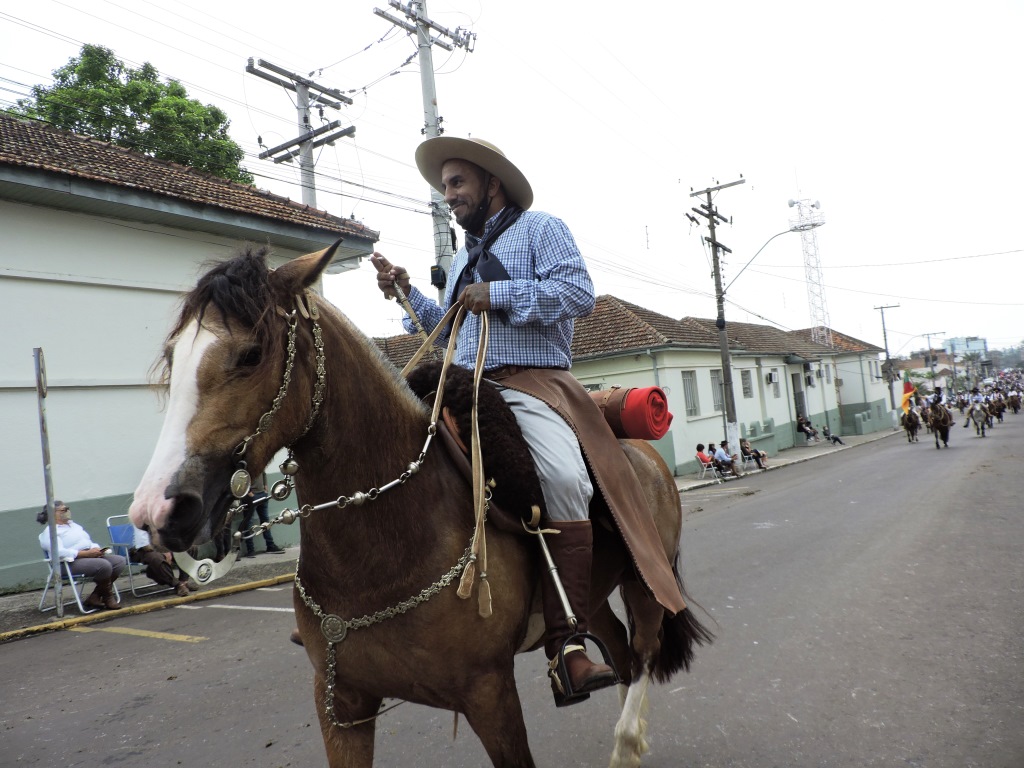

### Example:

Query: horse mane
xmin=170 ymin=244 xmax=276 ymax=341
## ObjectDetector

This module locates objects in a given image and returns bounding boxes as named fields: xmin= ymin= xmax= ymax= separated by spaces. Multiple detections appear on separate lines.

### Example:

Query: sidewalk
xmin=675 ymin=426 xmax=900 ymax=493
xmin=0 ymin=546 xmax=300 ymax=643
xmin=1 ymin=427 xmax=902 ymax=643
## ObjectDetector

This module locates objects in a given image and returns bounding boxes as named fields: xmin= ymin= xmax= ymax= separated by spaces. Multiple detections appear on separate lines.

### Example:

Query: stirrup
xmin=547 ymin=632 xmax=621 ymax=708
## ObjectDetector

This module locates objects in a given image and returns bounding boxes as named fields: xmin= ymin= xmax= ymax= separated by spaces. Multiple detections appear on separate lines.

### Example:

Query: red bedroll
xmin=589 ymin=385 xmax=673 ymax=440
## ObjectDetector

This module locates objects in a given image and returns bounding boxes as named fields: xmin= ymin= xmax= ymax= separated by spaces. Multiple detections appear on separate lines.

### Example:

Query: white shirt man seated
xmin=713 ymin=441 xmax=742 ymax=477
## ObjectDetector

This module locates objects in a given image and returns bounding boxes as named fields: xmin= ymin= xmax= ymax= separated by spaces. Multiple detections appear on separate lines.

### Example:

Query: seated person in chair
xmin=38 ymin=501 xmax=125 ymax=610
xmin=821 ymin=425 xmax=846 ymax=445
xmin=714 ymin=441 xmax=743 ymax=477
xmin=130 ymin=526 xmax=196 ymax=597
xmin=695 ymin=443 xmax=720 ymax=474
xmin=739 ymin=438 xmax=768 ymax=469
xmin=797 ymin=416 xmax=820 ymax=441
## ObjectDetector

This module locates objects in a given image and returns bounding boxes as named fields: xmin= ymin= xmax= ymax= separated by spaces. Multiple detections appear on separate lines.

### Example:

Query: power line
xmin=754 ymin=248 xmax=1023 ymax=269
xmin=742 ymin=264 xmax=1024 ymax=307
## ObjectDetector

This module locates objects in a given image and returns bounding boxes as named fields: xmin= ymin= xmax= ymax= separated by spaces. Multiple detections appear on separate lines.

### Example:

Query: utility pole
xmin=691 ymin=178 xmax=746 ymax=453
xmin=875 ymin=304 xmax=899 ymax=411
xmin=922 ymin=330 xmax=945 ymax=387
xmin=950 ymin=339 xmax=958 ymax=392
xmin=245 ymin=59 xmax=355 ymax=209
xmin=374 ymin=0 xmax=476 ymax=300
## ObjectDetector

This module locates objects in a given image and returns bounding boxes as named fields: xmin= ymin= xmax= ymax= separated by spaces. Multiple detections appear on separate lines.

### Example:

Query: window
xmin=771 ymin=368 xmax=781 ymax=398
xmin=582 ymin=383 xmax=604 ymax=392
xmin=681 ymin=371 xmax=699 ymax=416
xmin=710 ymin=369 xmax=723 ymax=411
xmin=825 ymin=363 xmax=833 ymax=384
xmin=741 ymin=370 xmax=753 ymax=398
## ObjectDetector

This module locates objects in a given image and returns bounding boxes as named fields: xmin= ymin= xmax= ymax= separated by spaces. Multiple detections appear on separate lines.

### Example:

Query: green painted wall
xmin=840 ymin=398 xmax=892 ymax=434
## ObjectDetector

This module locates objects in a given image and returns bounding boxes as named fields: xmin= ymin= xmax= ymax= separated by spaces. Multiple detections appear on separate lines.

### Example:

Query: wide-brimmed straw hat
xmin=415 ymin=136 xmax=534 ymax=210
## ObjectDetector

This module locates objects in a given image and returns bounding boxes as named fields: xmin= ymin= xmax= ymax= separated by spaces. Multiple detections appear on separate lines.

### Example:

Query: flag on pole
xmin=900 ymin=369 xmax=917 ymax=413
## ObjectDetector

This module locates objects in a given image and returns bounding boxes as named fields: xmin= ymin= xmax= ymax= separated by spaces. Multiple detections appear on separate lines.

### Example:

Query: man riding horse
xmin=963 ymin=387 xmax=991 ymax=428
xmin=371 ymin=137 xmax=687 ymax=706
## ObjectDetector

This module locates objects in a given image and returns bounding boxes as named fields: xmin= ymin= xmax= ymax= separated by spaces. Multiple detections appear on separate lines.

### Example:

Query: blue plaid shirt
xmin=404 ymin=208 xmax=595 ymax=370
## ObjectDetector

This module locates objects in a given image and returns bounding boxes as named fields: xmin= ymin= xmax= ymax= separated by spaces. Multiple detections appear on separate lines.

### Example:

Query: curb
xmin=0 ymin=572 xmax=294 ymax=644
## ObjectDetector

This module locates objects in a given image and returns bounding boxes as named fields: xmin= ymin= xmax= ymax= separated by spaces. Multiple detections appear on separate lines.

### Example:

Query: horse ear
xmin=270 ymin=238 xmax=343 ymax=295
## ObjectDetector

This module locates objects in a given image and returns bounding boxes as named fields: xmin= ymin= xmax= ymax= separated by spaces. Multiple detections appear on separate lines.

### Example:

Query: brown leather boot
xmin=84 ymin=587 xmax=105 ymax=609
xmin=541 ymin=520 xmax=617 ymax=706
xmin=97 ymin=578 xmax=122 ymax=610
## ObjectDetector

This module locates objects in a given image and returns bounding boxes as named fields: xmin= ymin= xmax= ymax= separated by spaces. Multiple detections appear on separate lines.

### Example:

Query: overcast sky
xmin=2 ymin=1 xmax=1021 ymax=358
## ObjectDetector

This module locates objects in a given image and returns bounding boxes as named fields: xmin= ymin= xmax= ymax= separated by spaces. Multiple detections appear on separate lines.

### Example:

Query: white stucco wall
xmin=0 ymin=200 xmax=312 ymax=513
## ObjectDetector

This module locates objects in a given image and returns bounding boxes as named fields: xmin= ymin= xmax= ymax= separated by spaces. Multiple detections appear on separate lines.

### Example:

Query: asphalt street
xmin=2 ymin=413 xmax=1022 ymax=767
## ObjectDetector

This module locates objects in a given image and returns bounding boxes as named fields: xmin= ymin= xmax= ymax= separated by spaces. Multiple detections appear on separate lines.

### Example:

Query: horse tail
xmin=650 ymin=553 xmax=715 ymax=683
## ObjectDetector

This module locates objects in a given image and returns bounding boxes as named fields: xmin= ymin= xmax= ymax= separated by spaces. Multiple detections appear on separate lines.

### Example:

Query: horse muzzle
xmin=151 ymin=454 xmax=235 ymax=551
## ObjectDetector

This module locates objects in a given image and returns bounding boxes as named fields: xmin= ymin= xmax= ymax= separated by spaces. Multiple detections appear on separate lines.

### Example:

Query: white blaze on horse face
xmin=129 ymin=320 xmax=218 ymax=534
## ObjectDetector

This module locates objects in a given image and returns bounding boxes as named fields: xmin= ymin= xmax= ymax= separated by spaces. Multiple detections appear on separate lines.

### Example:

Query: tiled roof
xmin=373 ymin=333 xmax=427 ymax=370
xmin=789 ymin=327 xmax=884 ymax=354
xmin=572 ymin=296 xmax=721 ymax=358
xmin=686 ymin=317 xmax=837 ymax=358
xmin=0 ymin=113 xmax=377 ymax=239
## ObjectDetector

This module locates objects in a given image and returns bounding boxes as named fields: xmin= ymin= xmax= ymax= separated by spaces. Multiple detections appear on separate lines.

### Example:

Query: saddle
xmin=406 ymin=361 xmax=688 ymax=617
xmin=405 ymin=360 xmax=546 ymax=533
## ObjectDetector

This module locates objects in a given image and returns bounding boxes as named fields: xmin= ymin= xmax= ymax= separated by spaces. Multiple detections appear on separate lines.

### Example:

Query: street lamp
xmin=713 ymin=217 xmax=825 ymax=454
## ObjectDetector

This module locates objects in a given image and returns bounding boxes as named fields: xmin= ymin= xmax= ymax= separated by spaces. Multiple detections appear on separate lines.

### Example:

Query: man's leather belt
xmin=484 ymin=365 xmax=567 ymax=381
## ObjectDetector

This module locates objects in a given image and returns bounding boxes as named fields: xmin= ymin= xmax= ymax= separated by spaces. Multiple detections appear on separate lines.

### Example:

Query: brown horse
xmin=926 ymin=404 xmax=953 ymax=448
xmin=900 ymin=409 xmax=920 ymax=443
xmin=129 ymin=243 xmax=711 ymax=768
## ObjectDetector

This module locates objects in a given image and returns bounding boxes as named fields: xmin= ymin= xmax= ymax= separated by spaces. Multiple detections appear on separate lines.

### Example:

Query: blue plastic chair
xmin=107 ymin=515 xmax=173 ymax=598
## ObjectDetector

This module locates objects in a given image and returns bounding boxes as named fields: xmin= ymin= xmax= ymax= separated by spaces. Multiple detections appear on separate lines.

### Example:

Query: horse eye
xmin=236 ymin=346 xmax=262 ymax=368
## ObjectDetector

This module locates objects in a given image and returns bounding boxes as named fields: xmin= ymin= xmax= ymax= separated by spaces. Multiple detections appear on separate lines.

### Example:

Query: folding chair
xmin=696 ymin=455 xmax=723 ymax=484
xmin=107 ymin=514 xmax=173 ymax=598
xmin=39 ymin=554 xmax=99 ymax=615
xmin=741 ymin=452 xmax=760 ymax=472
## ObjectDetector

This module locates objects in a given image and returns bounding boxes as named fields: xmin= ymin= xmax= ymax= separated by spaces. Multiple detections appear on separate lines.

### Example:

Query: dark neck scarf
xmin=450 ymin=204 xmax=524 ymax=302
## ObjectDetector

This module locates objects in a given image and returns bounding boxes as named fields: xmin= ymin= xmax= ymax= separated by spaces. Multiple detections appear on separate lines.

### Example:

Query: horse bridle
xmin=226 ymin=294 xmax=499 ymax=729
xmin=229 ymin=290 xmax=443 ymax=536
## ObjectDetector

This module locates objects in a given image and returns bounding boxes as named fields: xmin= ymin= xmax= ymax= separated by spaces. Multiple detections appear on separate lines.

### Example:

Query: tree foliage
xmin=11 ymin=45 xmax=253 ymax=184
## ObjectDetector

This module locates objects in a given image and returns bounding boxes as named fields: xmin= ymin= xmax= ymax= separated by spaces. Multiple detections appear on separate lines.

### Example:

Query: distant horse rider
xmin=963 ymin=387 xmax=990 ymax=428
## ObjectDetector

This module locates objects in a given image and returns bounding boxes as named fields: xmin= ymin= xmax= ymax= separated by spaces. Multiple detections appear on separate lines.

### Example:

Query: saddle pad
xmin=434 ymin=421 xmax=538 ymax=535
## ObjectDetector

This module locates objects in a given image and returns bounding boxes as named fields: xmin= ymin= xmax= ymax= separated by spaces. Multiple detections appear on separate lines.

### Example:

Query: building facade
xmin=1 ymin=115 xmax=378 ymax=592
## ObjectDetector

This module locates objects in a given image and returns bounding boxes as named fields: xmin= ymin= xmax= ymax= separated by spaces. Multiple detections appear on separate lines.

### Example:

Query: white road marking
xmin=206 ymin=605 xmax=294 ymax=613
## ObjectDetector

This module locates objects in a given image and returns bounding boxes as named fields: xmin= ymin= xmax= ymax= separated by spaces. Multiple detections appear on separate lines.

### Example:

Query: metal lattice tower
xmin=788 ymin=198 xmax=832 ymax=347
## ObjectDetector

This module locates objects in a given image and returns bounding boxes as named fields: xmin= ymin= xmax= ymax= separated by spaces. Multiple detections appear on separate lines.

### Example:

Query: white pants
xmin=498 ymin=387 xmax=593 ymax=522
